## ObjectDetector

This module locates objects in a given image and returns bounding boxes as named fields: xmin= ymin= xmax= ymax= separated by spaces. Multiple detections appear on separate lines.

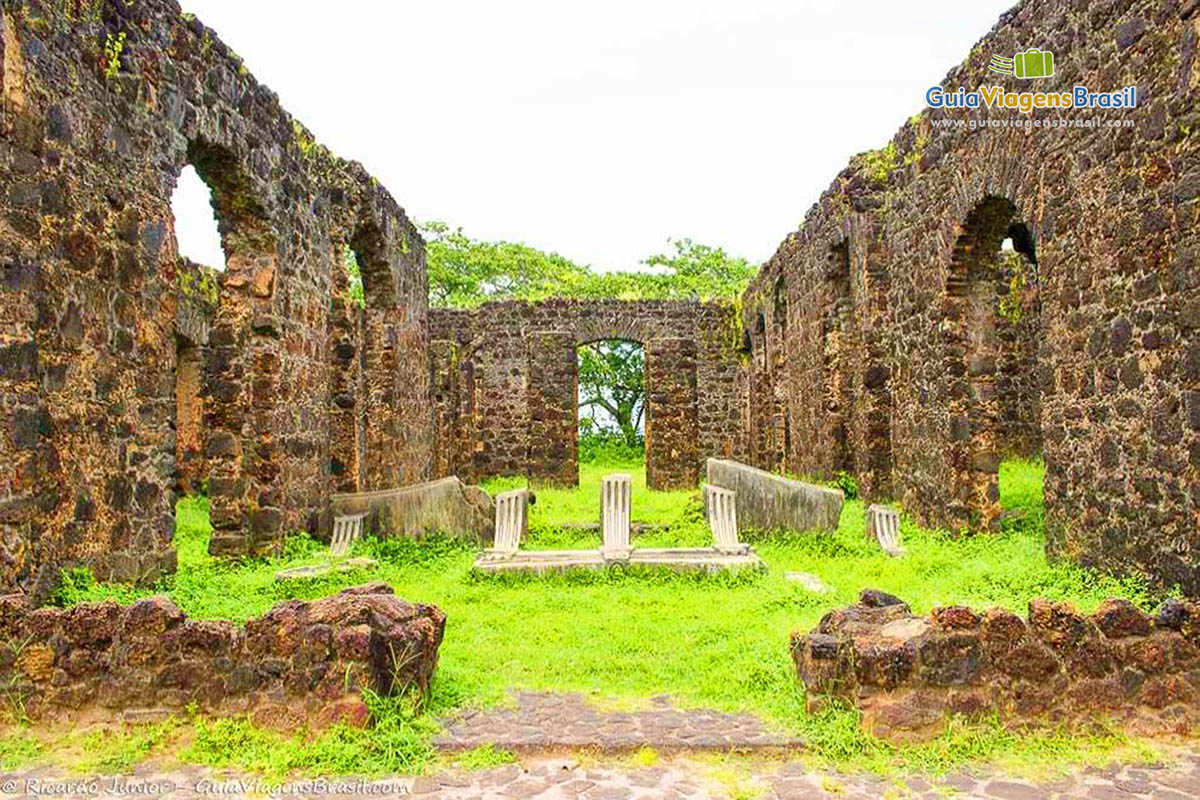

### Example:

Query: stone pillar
xmin=362 ymin=308 xmax=401 ymax=491
xmin=328 ymin=302 xmax=365 ymax=497
xmin=0 ymin=267 xmax=41 ymax=593
xmin=175 ymin=339 xmax=206 ymax=496
xmin=205 ymin=304 xmax=254 ymax=557
xmin=645 ymin=338 xmax=699 ymax=490
xmin=705 ymin=484 xmax=740 ymax=553
xmin=492 ymin=489 xmax=529 ymax=553
xmin=525 ymin=331 xmax=578 ymax=486
xmin=600 ymin=473 xmax=632 ymax=558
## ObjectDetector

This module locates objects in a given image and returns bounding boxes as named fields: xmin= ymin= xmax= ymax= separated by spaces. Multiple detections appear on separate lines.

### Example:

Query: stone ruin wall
xmin=793 ymin=590 xmax=1200 ymax=741
xmin=0 ymin=0 xmax=433 ymax=599
xmin=0 ymin=582 xmax=445 ymax=729
xmin=428 ymin=300 xmax=748 ymax=490
xmin=1 ymin=0 xmax=1196 ymax=603
xmin=743 ymin=0 xmax=1200 ymax=594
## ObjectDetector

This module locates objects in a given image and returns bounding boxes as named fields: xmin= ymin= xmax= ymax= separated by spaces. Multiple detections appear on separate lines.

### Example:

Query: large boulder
xmin=706 ymin=459 xmax=843 ymax=533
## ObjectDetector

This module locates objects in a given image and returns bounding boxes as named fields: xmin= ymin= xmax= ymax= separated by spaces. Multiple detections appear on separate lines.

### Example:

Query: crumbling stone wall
xmin=743 ymin=0 xmax=1199 ymax=591
xmin=0 ymin=0 xmax=433 ymax=597
xmin=430 ymin=300 xmax=745 ymax=489
xmin=0 ymin=583 xmax=445 ymax=729
xmin=792 ymin=590 xmax=1200 ymax=741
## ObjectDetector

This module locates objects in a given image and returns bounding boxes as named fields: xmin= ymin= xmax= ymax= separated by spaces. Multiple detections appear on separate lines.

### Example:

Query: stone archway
xmin=942 ymin=195 xmax=1040 ymax=530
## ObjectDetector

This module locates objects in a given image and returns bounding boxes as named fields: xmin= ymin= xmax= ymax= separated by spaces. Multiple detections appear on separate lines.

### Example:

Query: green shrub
xmin=828 ymin=470 xmax=859 ymax=500
xmin=578 ymin=431 xmax=644 ymax=464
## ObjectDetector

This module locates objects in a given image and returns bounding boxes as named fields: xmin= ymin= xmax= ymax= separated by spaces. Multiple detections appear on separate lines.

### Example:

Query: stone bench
xmin=474 ymin=472 xmax=764 ymax=575
xmin=706 ymin=459 xmax=843 ymax=533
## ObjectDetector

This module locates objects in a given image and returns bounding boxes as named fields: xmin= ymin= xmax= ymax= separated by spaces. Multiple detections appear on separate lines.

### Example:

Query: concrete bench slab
xmin=706 ymin=459 xmax=843 ymax=533
xmin=331 ymin=476 xmax=495 ymax=545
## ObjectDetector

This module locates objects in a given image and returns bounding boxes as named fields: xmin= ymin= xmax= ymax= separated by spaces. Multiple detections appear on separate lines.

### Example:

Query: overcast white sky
xmin=173 ymin=1 xmax=1015 ymax=272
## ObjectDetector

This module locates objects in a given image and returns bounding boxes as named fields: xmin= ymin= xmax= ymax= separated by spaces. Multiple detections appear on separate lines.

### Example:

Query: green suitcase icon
xmin=1014 ymin=49 xmax=1054 ymax=79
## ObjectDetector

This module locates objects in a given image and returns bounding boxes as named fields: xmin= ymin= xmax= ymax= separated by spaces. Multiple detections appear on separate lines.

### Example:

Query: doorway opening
xmin=577 ymin=339 xmax=645 ymax=465
xmin=946 ymin=197 xmax=1042 ymax=530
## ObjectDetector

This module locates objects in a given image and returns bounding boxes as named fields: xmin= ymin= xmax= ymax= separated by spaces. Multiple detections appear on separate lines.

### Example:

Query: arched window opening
xmin=577 ymin=339 xmax=645 ymax=465
xmin=171 ymin=165 xmax=225 ymax=271
xmin=328 ymin=242 xmax=370 ymax=495
xmin=824 ymin=240 xmax=854 ymax=474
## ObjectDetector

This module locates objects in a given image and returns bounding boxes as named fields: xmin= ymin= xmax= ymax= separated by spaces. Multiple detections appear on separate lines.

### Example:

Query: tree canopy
xmin=422 ymin=222 xmax=756 ymax=308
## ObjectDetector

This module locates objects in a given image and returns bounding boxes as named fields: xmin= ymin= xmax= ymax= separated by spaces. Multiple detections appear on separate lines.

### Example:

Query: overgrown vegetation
xmin=578 ymin=340 xmax=645 ymax=444
xmin=578 ymin=430 xmax=646 ymax=465
xmin=860 ymin=142 xmax=897 ymax=184
xmin=18 ymin=458 xmax=1167 ymax=778
xmin=423 ymin=223 xmax=755 ymax=308
xmin=103 ymin=31 xmax=126 ymax=83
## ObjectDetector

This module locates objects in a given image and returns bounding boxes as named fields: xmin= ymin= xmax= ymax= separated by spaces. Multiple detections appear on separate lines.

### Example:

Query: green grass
xmin=481 ymin=460 xmax=698 ymax=532
xmin=0 ymin=728 xmax=43 ymax=770
xmin=32 ymin=456 xmax=1168 ymax=778
xmin=446 ymin=743 xmax=517 ymax=771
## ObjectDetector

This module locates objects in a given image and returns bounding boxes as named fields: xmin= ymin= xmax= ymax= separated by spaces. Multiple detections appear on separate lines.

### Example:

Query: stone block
xmin=706 ymin=459 xmax=843 ymax=533
xmin=331 ymin=477 xmax=495 ymax=545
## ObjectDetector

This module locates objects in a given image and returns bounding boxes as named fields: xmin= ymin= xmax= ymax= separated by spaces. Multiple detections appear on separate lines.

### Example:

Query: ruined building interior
xmin=0 ymin=0 xmax=1196 ymax=602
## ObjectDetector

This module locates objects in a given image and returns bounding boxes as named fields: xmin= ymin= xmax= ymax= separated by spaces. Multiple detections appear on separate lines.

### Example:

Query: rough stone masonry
xmin=1 ymin=0 xmax=1198 ymax=603
xmin=429 ymin=299 xmax=747 ymax=490
xmin=0 ymin=0 xmax=432 ymax=598
xmin=739 ymin=0 xmax=1200 ymax=593
xmin=793 ymin=590 xmax=1200 ymax=741
xmin=0 ymin=582 xmax=445 ymax=729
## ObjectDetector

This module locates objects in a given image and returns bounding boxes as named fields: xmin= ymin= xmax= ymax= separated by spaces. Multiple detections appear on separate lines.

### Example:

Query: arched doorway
xmin=944 ymin=195 xmax=1041 ymax=530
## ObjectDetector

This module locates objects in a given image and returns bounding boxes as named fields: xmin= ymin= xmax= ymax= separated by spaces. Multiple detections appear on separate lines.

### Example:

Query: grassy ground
xmin=6 ymin=458 xmax=1174 ymax=778
xmin=481 ymin=460 xmax=699 ymax=535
